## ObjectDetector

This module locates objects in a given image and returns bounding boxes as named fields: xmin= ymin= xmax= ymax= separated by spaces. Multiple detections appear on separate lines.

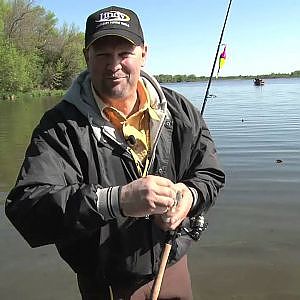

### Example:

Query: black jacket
xmin=5 ymin=70 xmax=225 ymax=285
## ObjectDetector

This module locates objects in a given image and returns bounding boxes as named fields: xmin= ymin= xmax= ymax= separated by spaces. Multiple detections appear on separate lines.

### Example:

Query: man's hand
xmin=120 ymin=175 xmax=177 ymax=217
xmin=153 ymin=182 xmax=193 ymax=231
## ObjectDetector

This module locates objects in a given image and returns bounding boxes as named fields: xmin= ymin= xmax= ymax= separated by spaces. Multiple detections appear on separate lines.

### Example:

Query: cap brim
xmin=85 ymin=29 xmax=143 ymax=49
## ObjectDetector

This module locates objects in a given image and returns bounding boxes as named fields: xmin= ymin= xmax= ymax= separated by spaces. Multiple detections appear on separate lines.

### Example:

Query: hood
xmin=63 ymin=69 xmax=167 ymax=127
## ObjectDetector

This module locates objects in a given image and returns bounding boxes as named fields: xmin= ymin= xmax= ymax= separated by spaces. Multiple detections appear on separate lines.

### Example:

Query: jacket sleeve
xmin=5 ymin=109 xmax=106 ymax=248
xmin=164 ymin=87 xmax=225 ymax=216
xmin=183 ymin=116 xmax=225 ymax=216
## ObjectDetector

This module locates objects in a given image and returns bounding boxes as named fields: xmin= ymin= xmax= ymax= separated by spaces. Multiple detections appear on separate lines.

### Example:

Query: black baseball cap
xmin=85 ymin=6 xmax=144 ymax=48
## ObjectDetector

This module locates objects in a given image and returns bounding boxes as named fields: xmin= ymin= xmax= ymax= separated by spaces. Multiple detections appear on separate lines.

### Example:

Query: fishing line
xmin=201 ymin=0 xmax=233 ymax=116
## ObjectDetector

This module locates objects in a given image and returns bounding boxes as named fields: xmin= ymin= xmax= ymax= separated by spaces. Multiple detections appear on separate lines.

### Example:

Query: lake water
xmin=0 ymin=78 xmax=300 ymax=299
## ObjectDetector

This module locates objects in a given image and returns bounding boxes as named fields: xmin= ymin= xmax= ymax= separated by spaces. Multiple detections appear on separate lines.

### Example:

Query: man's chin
xmin=101 ymin=91 xmax=127 ymax=102
xmin=97 ymin=83 xmax=133 ymax=102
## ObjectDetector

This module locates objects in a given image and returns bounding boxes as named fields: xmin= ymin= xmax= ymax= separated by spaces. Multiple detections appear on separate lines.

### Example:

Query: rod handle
xmin=150 ymin=242 xmax=172 ymax=300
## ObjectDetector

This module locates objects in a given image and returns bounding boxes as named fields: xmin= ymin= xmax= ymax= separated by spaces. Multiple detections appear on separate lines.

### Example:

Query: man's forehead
xmin=91 ymin=35 xmax=137 ymax=49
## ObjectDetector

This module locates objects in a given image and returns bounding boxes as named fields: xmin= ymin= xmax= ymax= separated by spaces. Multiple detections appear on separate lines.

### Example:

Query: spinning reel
xmin=181 ymin=215 xmax=208 ymax=241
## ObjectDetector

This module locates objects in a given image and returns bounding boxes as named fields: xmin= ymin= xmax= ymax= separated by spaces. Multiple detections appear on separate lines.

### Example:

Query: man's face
xmin=84 ymin=36 xmax=147 ymax=105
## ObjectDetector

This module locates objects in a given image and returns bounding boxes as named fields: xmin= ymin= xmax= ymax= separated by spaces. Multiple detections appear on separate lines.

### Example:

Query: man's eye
xmin=96 ymin=53 xmax=107 ymax=57
xmin=121 ymin=52 xmax=133 ymax=57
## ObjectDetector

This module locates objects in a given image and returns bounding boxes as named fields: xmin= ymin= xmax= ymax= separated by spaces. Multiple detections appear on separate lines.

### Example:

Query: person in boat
xmin=5 ymin=5 xmax=225 ymax=300
xmin=254 ymin=78 xmax=264 ymax=85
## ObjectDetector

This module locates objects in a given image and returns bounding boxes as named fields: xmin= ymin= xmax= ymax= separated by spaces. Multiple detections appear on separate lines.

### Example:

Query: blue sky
xmin=36 ymin=0 xmax=300 ymax=77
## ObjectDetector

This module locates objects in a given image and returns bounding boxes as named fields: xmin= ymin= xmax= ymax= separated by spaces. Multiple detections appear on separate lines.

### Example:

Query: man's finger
xmin=146 ymin=175 xmax=176 ymax=188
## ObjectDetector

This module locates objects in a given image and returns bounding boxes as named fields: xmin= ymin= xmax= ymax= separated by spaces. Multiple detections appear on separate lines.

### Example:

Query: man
xmin=5 ymin=6 xmax=225 ymax=300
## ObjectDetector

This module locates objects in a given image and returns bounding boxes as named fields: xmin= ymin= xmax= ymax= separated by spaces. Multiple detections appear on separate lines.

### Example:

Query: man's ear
xmin=141 ymin=44 xmax=148 ymax=67
xmin=83 ymin=48 xmax=89 ymax=66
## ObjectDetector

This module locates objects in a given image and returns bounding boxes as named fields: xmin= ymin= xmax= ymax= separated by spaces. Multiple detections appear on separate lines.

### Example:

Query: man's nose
xmin=106 ymin=54 xmax=122 ymax=72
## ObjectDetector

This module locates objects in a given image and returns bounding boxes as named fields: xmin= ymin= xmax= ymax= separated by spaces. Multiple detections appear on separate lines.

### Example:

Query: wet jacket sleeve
xmin=5 ymin=109 xmax=109 ymax=247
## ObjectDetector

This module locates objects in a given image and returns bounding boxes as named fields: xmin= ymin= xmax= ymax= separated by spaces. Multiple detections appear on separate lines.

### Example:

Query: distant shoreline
xmin=154 ymin=71 xmax=300 ymax=83
xmin=0 ymin=89 xmax=65 ymax=101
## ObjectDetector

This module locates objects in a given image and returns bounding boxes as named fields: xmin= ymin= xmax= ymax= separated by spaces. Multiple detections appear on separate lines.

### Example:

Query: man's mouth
xmin=106 ymin=74 xmax=127 ymax=80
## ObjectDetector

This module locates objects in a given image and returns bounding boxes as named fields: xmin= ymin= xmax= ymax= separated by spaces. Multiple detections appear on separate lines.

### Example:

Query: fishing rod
xmin=150 ymin=229 xmax=177 ymax=300
xmin=201 ymin=0 xmax=233 ymax=116
xmin=150 ymin=1 xmax=233 ymax=299
xmin=150 ymin=195 xmax=208 ymax=299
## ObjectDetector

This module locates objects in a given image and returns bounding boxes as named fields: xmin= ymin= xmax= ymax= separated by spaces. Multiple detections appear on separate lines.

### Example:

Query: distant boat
xmin=254 ymin=78 xmax=265 ymax=86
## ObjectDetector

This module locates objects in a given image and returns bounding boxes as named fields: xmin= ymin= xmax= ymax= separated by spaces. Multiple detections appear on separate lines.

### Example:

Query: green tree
xmin=186 ymin=74 xmax=197 ymax=82
xmin=49 ymin=58 xmax=64 ymax=89
xmin=3 ymin=0 xmax=57 ymax=52
xmin=1 ymin=0 xmax=57 ymax=92
xmin=0 ymin=0 xmax=9 ymax=33
xmin=0 ymin=38 xmax=41 ymax=94
xmin=59 ymin=24 xmax=85 ymax=87
xmin=291 ymin=70 xmax=300 ymax=77
xmin=174 ymin=74 xmax=183 ymax=82
xmin=41 ymin=23 xmax=85 ymax=89
xmin=1 ymin=0 xmax=85 ymax=93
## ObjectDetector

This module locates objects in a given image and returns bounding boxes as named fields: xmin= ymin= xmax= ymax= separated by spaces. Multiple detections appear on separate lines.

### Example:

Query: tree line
xmin=154 ymin=71 xmax=300 ymax=83
xmin=0 ymin=0 xmax=85 ymax=97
